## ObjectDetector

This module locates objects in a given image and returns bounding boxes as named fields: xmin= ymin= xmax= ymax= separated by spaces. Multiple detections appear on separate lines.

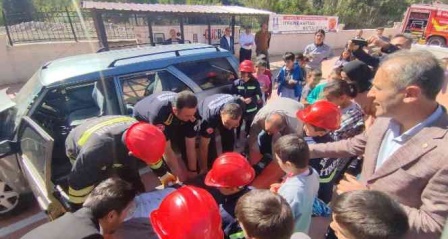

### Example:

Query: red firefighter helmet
xmin=205 ymin=152 xmax=255 ymax=188
xmin=150 ymin=186 xmax=224 ymax=239
xmin=239 ymin=60 xmax=255 ymax=73
xmin=124 ymin=122 xmax=166 ymax=165
xmin=296 ymin=100 xmax=341 ymax=130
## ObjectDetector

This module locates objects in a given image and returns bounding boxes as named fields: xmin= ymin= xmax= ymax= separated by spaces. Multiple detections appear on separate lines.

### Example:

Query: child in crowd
xmin=235 ymin=189 xmax=294 ymax=239
xmin=301 ymin=69 xmax=322 ymax=106
xmin=306 ymin=67 xmax=342 ymax=104
xmin=275 ymin=52 xmax=303 ymax=101
xmin=323 ymin=79 xmax=365 ymax=178
xmin=232 ymin=60 xmax=263 ymax=140
xmin=270 ymin=134 xmax=319 ymax=233
xmin=256 ymin=54 xmax=273 ymax=99
xmin=255 ymin=60 xmax=271 ymax=104
xmin=295 ymin=52 xmax=309 ymax=81
xmin=150 ymin=186 xmax=224 ymax=239
xmin=333 ymin=48 xmax=352 ymax=69
xmin=296 ymin=101 xmax=342 ymax=204
xmin=204 ymin=153 xmax=255 ymax=239
xmin=323 ymin=80 xmax=365 ymax=141
xmin=331 ymin=190 xmax=409 ymax=239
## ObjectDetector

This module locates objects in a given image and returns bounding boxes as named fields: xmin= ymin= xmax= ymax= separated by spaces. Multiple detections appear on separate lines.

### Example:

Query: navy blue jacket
xmin=220 ymin=36 xmax=234 ymax=54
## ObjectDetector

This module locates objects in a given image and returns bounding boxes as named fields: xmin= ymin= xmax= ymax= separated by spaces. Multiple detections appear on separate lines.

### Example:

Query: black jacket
xmin=230 ymin=78 xmax=262 ymax=116
xmin=65 ymin=115 xmax=144 ymax=206
xmin=21 ymin=208 xmax=102 ymax=239
xmin=352 ymin=44 xmax=401 ymax=68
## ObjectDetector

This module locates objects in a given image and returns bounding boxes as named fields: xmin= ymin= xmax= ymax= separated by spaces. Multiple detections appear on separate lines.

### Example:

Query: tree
xmin=3 ymin=0 xmax=35 ymax=23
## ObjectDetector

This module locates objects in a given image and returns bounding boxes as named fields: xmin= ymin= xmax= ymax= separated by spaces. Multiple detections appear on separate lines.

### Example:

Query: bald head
xmin=380 ymin=50 xmax=444 ymax=100
xmin=265 ymin=112 xmax=287 ymax=135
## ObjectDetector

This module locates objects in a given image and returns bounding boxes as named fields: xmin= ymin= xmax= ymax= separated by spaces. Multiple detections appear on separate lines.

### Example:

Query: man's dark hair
xmin=381 ymin=50 xmax=444 ymax=100
xmin=296 ymin=52 xmax=309 ymax=62
xmin=392 ymin=33 xmax=413 ymax=49
xmin=324 ymin=79 xmax=358 ymax=98
xmin=274 ymin=134 xmax=310 ymax=168
xmin=221 ymin=102 xmax=243 ymax=120
xmin=283 ymin=52 xmax=295 ymax=62
xmin=315 ymin=29 xmax=326 ymax=36
xmin=83 ymin=178 xmax=137 ymax=219
xmin=174 ymin=91 xmax=198 ymax=109
xmin=332 ymin=190 xmax=409 ymax=239
xmin=376 ymin=27 xmax=385 ymax=31
xmin=235 ymin=189 xmax=294 ymax=239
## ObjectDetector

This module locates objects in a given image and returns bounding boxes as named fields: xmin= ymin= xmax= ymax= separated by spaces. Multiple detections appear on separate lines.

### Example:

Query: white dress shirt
xmin=239 ymin=32 xmax=254 ymax=50
xmin=375 ymin=105 xmax=443 ymax=171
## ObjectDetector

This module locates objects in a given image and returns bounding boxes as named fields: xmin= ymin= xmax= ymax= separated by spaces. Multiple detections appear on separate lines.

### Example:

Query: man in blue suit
xmin=220 ymin=27 xmax=234 ymax=54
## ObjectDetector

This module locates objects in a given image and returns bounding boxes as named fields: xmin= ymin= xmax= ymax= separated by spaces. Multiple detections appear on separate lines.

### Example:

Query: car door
xmin=17 ymin=116 xmax=65 ymax=219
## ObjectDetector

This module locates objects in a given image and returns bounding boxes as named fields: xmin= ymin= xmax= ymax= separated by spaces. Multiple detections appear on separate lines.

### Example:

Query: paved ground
xmin=0 ymin=52 xmax=339 ymax=239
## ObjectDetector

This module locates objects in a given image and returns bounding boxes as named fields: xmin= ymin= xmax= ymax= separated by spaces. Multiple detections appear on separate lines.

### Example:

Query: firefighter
xmin=133 ymin=91 xmax=199 ymax=181
xmin=231 ymin=60 xmax=263 ymax=141
xmin=65 ymin=115 xmax=172 ymax=209
xmin=197 ymin=94 xmax=245 ymax=173
xmin=150 ymin=186 xmax=224 ymax=239
xmin=204 ymin=152 xmax=255 ymax=239
xmin=247 ymin=98 xmax=304 ymax=189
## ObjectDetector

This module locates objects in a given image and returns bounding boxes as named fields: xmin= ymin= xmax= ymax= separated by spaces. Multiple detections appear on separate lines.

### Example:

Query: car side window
xmin=174 ymin=58 xmax=236 ymax=90
xmin=120 ymin=70 xmax=190 ymax=106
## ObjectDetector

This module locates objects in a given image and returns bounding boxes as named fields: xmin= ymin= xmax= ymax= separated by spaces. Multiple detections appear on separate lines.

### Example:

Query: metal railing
xmin=2 ymin=9 xmax=136 ymax=45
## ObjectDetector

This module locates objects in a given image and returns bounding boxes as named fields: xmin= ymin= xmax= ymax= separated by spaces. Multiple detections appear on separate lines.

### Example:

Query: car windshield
xmin=13 ymin=72 xmax=43 ymax=127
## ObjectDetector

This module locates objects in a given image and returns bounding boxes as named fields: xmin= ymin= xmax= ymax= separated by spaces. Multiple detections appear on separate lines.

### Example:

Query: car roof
xmin=39 ymin=43 xmax=232 ymax=86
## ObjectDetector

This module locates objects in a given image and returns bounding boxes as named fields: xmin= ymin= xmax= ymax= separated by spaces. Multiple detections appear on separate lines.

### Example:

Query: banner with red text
xmin=269 ymin=14 xmax=339 ymax=34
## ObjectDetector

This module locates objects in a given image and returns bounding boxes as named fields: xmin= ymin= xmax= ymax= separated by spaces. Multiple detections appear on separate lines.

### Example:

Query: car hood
xmin=0 ymin=90 xmax=17 ymax=140
xmin=0 ymin=89 xmax=16 ymax=113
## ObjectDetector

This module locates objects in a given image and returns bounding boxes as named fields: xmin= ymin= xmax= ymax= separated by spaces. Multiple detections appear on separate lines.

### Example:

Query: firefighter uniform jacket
xmin=198 ymin=94 xmax=244 ymax=139
xmin=230 ymin=78 xmax=262 ymax=116
xmin=65 ymin=115 xmax=144 ymax=206
xmin=133 ymin=91 xmax=197 ymax=141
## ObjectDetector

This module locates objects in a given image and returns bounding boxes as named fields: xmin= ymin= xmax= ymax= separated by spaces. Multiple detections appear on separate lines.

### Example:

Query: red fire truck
xmin=401 ymin=2 xmax=448 ymax=46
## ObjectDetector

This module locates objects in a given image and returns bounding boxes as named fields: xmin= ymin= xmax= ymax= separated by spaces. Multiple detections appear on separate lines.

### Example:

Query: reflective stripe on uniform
xmin=149 ymin=158 xmax=163 ymax=169
xmin=247 ymin=86 xmax=256 ymax=90
xmin=164 ymin=113 xmax=174 ymax=125
xmin=77 ymin=117 xmax=135 ymax=146
xmin=246 ymin=107 xmax=258 ymax=113
xmin=319 ymin=169 xmax=337 ymax=183
xmin=68 ymin=185 xmax=94 ymax=204
xmin=237 ymin=86 xmax=245 ymax=90
xmin=229 ymin=231 xmax=245 ymax=239
xmin=113 ymin=163 xmax=123 ymax=168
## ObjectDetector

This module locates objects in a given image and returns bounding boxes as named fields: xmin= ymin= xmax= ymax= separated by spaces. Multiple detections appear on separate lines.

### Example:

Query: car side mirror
xmin=0 ymin=140 xmax=17 ymax=158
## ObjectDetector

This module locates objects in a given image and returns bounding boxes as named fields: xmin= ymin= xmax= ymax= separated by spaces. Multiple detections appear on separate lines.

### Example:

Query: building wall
xmin=0 ymin=35 xmax=99 ymax=85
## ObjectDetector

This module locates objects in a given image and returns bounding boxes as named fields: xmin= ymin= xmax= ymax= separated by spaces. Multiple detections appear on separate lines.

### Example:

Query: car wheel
xmin=427 ymin=36 xmax=446 ymax=47
xmin=0 ymin=180 xmax=20 ymax=215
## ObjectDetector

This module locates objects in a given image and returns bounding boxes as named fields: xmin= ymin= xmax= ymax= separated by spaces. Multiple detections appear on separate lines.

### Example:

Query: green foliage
xmin=3 ymin=0 xmax=35 ymax=23
xmin=25 ymin=0 xmax=448 ymax=29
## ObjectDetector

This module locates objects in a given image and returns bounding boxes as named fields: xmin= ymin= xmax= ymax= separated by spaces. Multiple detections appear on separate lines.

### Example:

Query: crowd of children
xmin=25 ymin=28 xmax=428 ymax=239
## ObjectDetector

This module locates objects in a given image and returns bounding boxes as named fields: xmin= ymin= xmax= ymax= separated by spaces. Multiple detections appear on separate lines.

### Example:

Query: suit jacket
xmin=220 ymin=36 xmax=234 ymax=54
xmin=309 ymin=113 xmax=448 ymax=239
xmin=21 ymin=208 xmax=102 ymax=239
